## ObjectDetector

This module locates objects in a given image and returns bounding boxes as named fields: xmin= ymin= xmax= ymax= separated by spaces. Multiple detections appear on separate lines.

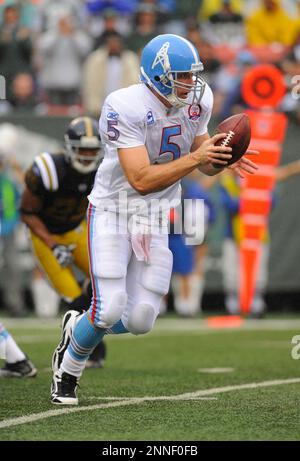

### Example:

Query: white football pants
xmin=87 ymin=205 xmax=173 ymax=335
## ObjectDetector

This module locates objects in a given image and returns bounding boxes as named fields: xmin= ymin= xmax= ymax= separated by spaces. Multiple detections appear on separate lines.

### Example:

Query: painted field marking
xmin=13 ymin=335 xmax=59 ymax=344
xmin=245 ymin=340 xmax=291 ymax=349
xmin=4 ymin=318 xmax=300 ymax=333
xmin=198 ymin=368 xmax=235 ymax=373
xmin=86 ymin=396 xmax=218 ymax=401
xmin=0 ymin=377 xmax=299 ymax=429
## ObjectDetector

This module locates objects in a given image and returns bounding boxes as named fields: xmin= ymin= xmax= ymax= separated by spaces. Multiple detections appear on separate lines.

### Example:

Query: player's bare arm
xmin=118 ymin=133 xmax=232 ymax=195
xmin=20 ymin=187 xmax=58 ymax=249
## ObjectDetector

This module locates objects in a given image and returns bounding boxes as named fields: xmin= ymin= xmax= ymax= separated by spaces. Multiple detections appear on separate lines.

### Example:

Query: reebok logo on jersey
xmin=107 ymin=111 xmax=119 ymax=120
xmin=146 ymin=111 xmax=155 ymax=125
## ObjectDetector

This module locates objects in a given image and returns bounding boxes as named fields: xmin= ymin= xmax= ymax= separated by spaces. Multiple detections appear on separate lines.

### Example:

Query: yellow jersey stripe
xmin=40 ymin=156 xmax=53 ymax=191
xmin=84 ymin=117 xmax=93 ymax=137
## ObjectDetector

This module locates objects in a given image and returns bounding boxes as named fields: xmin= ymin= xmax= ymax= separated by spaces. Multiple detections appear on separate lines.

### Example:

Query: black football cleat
xmin=51 ymin=370 xmax=79 ymax=405
xmin=52 ymin=310 xmax=82 ymax=373
xmin=0 ymin=357 xmax=37 ymax=378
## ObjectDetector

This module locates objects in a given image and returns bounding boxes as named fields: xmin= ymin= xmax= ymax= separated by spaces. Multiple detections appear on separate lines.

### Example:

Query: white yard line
xmin=86 ymin=396 xmax=218 ymax=401
xmin=198 ymin=368 xmax=235 ymax=373
xmin=12 ymin=335 xmax=59 ymax=344
xmin=0 ymin=377 xmax=299 ymax=430
xmin=3 ymin=319 xmax=60 ymax=329
xmin=4 ymin=318 xmax=300 ymax=333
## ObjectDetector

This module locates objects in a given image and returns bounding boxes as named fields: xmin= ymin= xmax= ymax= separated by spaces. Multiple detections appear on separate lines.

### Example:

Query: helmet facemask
xmin=64 ymin=136 xmax=103 ymax=174
xmin=161 ymin=66 xmax=206 ymax=108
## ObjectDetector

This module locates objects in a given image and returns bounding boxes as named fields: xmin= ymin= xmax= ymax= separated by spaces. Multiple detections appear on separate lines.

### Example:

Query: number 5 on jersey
xmin=107 ymin=120 xmax=120 ymax=141
xmin=159 ymin=125 xmax=182 ymax=161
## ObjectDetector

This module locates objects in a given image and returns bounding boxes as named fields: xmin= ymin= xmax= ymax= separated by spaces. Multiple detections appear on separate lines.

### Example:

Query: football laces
xmin=221 ymin=130 xmax=235 ymax=147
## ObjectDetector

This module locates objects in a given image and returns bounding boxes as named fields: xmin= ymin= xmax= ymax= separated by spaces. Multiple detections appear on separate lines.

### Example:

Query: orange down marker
xmin=239 ymin=65 xmax=288 ymax=315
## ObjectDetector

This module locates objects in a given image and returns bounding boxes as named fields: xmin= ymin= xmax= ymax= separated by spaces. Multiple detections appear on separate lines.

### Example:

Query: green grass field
xmin=1 ymin=314 xmax=300 ymax=441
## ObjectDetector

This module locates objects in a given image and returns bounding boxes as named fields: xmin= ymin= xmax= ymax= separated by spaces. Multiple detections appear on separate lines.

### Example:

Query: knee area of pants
xmin=100 ymin=291 xmax=127 ymax=328
xmin=127 ymin=303 xmax=155 ymax=335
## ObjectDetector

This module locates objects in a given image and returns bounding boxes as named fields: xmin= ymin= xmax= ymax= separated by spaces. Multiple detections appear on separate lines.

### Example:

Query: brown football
xmin=213 ymin=113 xmax=251 ymax=167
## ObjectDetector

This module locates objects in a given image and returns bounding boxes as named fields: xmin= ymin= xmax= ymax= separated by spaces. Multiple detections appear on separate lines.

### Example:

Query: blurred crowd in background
xmin=0 ymin=0 xmax=299 ymax=120
xmin=1 ymin=0 xmax=300 ymax=319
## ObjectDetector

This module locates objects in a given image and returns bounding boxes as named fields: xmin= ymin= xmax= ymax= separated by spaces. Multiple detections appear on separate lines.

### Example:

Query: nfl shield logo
xmin=188 ymin=104 xmax=201 ymax=121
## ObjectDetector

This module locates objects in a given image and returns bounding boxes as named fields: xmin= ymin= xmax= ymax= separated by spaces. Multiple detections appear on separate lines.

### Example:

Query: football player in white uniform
xmin=51 ymin=34 xmax=258 ymax=404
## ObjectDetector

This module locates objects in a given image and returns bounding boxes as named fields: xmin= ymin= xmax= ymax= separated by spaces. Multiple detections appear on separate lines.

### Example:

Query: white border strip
xmin=0 ymin=378 xmax=299 ymax=429
xmin=34 ymin=155 xmax=51 ymax=190
xmin=41 ymin=153 xmax=59 ymax=191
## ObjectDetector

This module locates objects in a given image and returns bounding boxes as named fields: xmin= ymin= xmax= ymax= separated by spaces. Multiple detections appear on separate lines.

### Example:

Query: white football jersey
xmin=89 ymin=82 xmax=213 ymax=217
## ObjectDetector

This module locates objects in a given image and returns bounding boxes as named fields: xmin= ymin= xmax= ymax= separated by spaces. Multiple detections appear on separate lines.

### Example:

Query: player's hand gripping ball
xmin=213 ymin=113 xmax=251 ymax=168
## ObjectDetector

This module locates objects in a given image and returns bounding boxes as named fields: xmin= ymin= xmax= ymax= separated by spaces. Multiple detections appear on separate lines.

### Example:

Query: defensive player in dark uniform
xmin=20 ymin=116 xmax=106 ymax=369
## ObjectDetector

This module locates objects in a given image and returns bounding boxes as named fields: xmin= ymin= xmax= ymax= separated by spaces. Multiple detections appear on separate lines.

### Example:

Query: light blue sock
xmin=68 ymin=313 xmax=106 ymax=361
xmin=107 ymin=319 xmax=129 ymax=335
xmin=0 ymin=322 xmax=8 ymax=338
xmin=0 ymin=328 xmax=8 ymax=360
xmin=0 ymin=330 xmax=9 ymax=340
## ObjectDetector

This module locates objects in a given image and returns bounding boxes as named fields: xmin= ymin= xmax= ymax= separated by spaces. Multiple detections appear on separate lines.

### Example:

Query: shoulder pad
xmin=201 ymin=84 xmax=214 ymax=112
xmin=107 ymin=87 xmax=145 ymax=124
xmin=34 ymin=153 xmax=59 ymax=191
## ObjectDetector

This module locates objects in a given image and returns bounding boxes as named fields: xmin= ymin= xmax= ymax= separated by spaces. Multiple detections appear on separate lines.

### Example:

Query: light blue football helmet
xmin=140 ymin=34 xmax=206 ymax=108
